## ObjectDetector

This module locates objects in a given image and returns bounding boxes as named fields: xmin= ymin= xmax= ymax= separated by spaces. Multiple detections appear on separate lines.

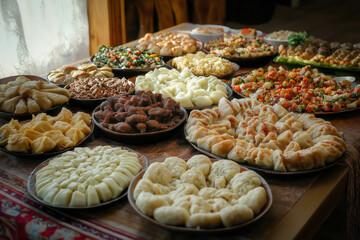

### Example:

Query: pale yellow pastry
xmin=48 ymin=63 xmax=114 ymax=85
xmin=35 ymin=146 xmax=142 ymax=207
xmin=134 ymin=156 xmax=267 ymax=229
xmin=0 ymin=107 xmax=91 ymax=154
xmin=0 ymin=76 xmax=70 ymax=114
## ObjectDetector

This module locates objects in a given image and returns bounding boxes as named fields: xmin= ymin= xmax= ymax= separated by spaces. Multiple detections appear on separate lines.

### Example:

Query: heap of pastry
xmin=0 ymin=108 xmax=91 ymax=154
xmin=134 ymin=155 xmax=267 ymax=228
xmin=135 ymin=68 xmax=228 ymax=108
xmin=65 ymin=77 xmax=134 ymax=100
xmin=278 ymin=39 xmax=360 ymax=68
xmin=185 ymin=98 xmax=346 ymax=171
xmin=48 ymin=63 xmax=114 ymax=85
xmin=137 ymin=32 xmax=198 ymax=56
xmin=93 ymin=91 xmax=184 ymax=133
xmin=0 ymin=76 xmax=70 ymax=114
xmin=171 ymin=51 xmax=233 ymax=77
xmin=35 ymin=146 xmax=142 ymax=207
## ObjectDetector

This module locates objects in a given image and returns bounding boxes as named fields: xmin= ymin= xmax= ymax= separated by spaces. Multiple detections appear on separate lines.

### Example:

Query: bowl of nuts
xmin=64 ymin=77 xmax=135 ymax=108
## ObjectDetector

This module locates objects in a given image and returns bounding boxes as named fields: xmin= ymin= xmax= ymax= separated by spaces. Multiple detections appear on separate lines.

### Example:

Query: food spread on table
xmin=185 ymin=97 xmax=346 ymax=171
xmin=0 ymin=108 xmax=91 ymax=154
xmin=1 ymin=24 xmax=358 ymax=235
xmin=0 ymin=76 xmax=70 ymax=114
xmin=48 ymin=63 xmax=114 ymax=85
xmin=171 ymin=51 xmax=233 ymax=77
xmin=92 ymin=45 xmax=163 ymax=69
xmin=135 ymin=67 xmax=229 ymax=108
xmin=133 ymin=155 xmax=267 ymax=228
xmin=136 ymin=32 xmax=198 ymax=56
xmin=231 ymin=65 xmax=360 ymax=113
xmin=204 ymin=34 xmax=276 ymax=58
xmin=65 ymin=77 xmax=134 ymax=100
xmin=35 ymin=146 xmax=142 ymax=207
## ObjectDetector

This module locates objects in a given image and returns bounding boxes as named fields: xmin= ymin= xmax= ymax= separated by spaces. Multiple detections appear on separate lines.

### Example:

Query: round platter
xmin=127 ymin=158 xmax=273 ymax=232
xmin=0 ymin=120 xmax=94 ymax=158
xmin=27 ymin=145 xmax=149 ymax=209
xmin=184 ymin=128 xmax=345 ymax=175
xmin=0 ymin=75 xmax=67 ymax=120
xmin=89 ymin=55 xmax=166 ymax=78
xmin=230 ymin=74 xmax=360 ymax=115
xmin=166 ymin=59 xmax=240 ymax=79
xmin=92 ymin=105 xmax=188 ymax=144
xmin=202 ymin=48 xmax=277 ymax=67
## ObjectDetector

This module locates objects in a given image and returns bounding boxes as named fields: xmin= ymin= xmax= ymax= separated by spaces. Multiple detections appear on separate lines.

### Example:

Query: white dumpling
xmin=154 ymin=206 xmax=189 ymax=225
xmin=236 ymin=187 xmax=267 ymax=214
xmin=186 ymin=212 xmax=221 ymax=228
xmin=208 ymin=160 xmax=240 ymax=185
xmin=143 ymin=162 xmax=172 ymax=185
xmin=187 ymin=155 xmax=212 ymax=176
xmin=220 ymin=204 xmax=254 ymax=227
xmin=163 ymin=157 xmax=187 ymax=178
xmin=180 ymin=167 xmax=206 ymax=190
xmin=136 ymin=192 xmax=171 ymax=216
xmin=229 ymin=171 xmax=261 ymax=197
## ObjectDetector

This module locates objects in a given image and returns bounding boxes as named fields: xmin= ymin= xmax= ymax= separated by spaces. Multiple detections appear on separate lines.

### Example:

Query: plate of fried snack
xmin=0 ymin=75 xmax=71 ymax=119
xmin=92 ymin=91 xmax=187 ymax=144
xmin=136 ymin=32 xmax=202 ymax=60
xmin=184 ymin=97 xmax=346 ymax=174
xmin=128 ymin=155 xmax=272 ymax=232
xmin=167 ymin=51 xmax=239 ymax=79
xmin=28 ymin=145 xmax=148 ymax=209
xmin=0 ymin=108 xmax=93 ymax=157
xmin=65 ymin=77 xmax=135 ymax=108
xmin=47 ymin=63 xmax=115 ymax=87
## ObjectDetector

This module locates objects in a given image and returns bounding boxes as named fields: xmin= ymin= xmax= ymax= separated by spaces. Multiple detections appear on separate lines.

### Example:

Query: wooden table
xmin=0 ymin=23 xmax=358 ymax=240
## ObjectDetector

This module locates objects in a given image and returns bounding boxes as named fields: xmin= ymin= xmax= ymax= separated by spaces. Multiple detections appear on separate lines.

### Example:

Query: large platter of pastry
xmin=48 ymin=63 xmax=114 ymax=87
xmin=185 ymin=97 xmax=346 ymax=174
xmin=167 ymin=52 xmax=240 ymax=79
xmin=128 ymin=155 xmax=272 ymax=232
xmin=0 ymin=75 xmax=70 ymax=119
xmin=28 ymin=145 xmax=148 ymax=209
xmin=0 ymin=108 xmax=93 ymax=157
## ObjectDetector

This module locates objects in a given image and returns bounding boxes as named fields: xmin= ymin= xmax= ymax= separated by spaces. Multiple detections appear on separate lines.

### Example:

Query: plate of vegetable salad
xmin=231 ymin=65 xmax=360 ymax=114
xmin=90 ymin=45 xmax=165 ymax=77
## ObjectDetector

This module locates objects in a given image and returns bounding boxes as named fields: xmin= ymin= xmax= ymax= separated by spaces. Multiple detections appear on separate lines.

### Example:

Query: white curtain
xmin=0 ymin=0 xmax=89 ymax=78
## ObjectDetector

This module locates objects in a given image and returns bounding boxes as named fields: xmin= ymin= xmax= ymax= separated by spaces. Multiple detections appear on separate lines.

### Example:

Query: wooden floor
xmin=227 ymin=0 xmax=358 ymax=239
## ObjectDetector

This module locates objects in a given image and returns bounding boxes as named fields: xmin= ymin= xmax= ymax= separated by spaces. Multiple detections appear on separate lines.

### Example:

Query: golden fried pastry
xmin=0 ymin=107 xmax=92 ymax=154
xmin=48 ymin=63 xmax=114 ymax=85
xmin=185 ymin=98 xmax=346 ymax=171
xmin=0 ymin=76 xmax=70 ymax=114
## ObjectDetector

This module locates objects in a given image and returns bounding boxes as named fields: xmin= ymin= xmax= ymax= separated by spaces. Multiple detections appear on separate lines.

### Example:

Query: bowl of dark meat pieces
xmin=92 ymin=90 xmax=188 ymax=144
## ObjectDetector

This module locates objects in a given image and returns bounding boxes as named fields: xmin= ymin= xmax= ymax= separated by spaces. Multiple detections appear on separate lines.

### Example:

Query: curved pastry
xmin=185 ymin=97 xmax=346 ymax=171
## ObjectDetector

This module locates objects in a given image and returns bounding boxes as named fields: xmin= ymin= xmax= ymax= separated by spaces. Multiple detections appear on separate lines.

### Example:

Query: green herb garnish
xmin=288 ymin=31 xmax=314 ymax=46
